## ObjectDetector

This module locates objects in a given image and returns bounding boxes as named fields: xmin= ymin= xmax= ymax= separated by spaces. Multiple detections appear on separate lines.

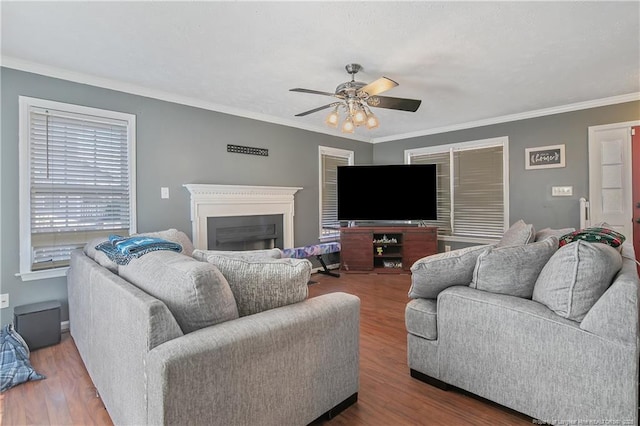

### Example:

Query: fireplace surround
xmin=183 ymin=184 xmax=302 ymax=250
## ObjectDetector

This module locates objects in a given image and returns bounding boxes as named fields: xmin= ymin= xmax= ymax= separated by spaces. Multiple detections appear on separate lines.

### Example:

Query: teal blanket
xmin=96 ymin=235 xmax=182 ymax=265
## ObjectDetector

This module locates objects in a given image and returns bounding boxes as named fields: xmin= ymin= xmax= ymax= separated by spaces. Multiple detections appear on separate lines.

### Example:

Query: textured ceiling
xmin=2 ymin=1 xmax=639 ymax=143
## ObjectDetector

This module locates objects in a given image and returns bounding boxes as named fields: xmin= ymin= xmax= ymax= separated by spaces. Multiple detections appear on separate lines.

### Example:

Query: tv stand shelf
xmin=340 ymin=226 xmax=437 ymax=274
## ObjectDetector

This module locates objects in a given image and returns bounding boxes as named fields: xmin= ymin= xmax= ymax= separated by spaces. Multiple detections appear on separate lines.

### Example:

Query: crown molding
xmin=3 ymin=56 xmax=637 ymax=145
xmin=372 ymin=92 xmax=640 ymax=143
xmin=1 ymin=56 xmax=372 ymax=143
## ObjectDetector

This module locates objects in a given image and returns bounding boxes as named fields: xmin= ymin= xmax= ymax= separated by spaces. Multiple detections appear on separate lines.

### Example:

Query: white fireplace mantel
xmin=183 ymin=184 xmax=302 ymax=250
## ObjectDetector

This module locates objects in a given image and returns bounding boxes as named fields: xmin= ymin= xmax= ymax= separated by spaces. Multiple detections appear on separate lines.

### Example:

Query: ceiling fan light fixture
xmin=325 ymin=107 xmax=339 ymax=127
xmin=353 ymin=105 xmax=367 ymax=126
xmin=341 ymin=116 xmax=355 ymax=133
xmin=365 ymin=109 xmax=379 ymax=129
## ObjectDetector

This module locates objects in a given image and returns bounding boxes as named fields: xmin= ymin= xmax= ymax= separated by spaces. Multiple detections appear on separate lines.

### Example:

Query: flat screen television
xmin=337 ymin=164 xmax=437 ymax=222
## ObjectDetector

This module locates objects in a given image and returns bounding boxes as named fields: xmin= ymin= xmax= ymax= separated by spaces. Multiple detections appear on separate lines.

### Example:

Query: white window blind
xmin=319 ymin=146 xmax=353 ymax=239
xmin=19 ymin=97 xmax=136 ymax=277
xmin=406 ymin=138 xmax=508 ymax=241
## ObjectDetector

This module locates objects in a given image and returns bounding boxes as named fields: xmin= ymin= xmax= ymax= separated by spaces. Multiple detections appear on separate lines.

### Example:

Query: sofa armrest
xmin=580 ymin=255 xmax=639 ymax=345
xmin=146 ymin=292 xmax=360 ymax=426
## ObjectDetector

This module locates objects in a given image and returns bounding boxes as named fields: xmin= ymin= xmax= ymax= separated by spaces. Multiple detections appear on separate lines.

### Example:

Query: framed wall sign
xmin=525 ymin=144 xmax=565 ymax=170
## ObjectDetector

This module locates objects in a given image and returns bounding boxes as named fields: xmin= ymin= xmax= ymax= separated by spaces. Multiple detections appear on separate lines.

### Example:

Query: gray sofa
xmin=67 ymin=232 xmax=360 ymax=425
xmin=406 ymin=222 xmax=639 ymax=425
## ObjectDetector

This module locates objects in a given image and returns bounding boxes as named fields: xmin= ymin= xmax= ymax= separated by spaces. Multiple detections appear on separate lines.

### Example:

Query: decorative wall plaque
xmin=227 ymin=144 xmax=269 ymax=156
xmin=525 ymin=144 xmax=565 ymax=170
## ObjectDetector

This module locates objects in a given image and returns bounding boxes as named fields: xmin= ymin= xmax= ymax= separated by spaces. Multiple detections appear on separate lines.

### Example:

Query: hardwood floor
xmin=1 ymin=272 xmax=531 ymax=425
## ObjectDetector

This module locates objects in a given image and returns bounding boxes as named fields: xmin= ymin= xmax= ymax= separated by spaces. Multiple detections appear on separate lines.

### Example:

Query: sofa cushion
xmin=532 ymin=240 xmax=623 ymax=322
xmin=84 ymin=229 xmax=195 ymax=271
xmin=199 ymin=255 xmax=310 ymax=316
xmin=470 ymin=236 xmax=558 ymax=298
xmin=405 ymin=299 xmax=437 ymax=340
xmin=192 ymin=248 xmax=282 ymax=262
xmin=534 ymin=227 xmax=575 ymax=242
xmin=118 ymin=251 xmax=239 ymax=333
xmin=409 ymin=245 xmax=491 ymax=299
xmin=135 ymin=229 xmax=195 ymax=256
xmin=84 ymin=237 xmax=119 ymax=273
xmin=497 ymin=219 xmax=535 ymax=247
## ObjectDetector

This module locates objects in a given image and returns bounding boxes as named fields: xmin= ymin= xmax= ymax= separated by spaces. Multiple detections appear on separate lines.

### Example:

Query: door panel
xmin=588 ymin=123 xmax=636 ymax=240
xmin=632 ymin=126 xmax=640 ymax=270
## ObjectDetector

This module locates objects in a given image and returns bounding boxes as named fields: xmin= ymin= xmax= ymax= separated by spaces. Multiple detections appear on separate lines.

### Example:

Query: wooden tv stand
xmin=340 ymin=226 xmax=437 ymax=273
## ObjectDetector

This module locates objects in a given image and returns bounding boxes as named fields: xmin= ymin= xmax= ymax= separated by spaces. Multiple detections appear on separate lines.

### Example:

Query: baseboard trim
xmin=311 ymin=263 xmax=340 ymax=275
xmin=61 ymin=320 xmax=70 ymax=332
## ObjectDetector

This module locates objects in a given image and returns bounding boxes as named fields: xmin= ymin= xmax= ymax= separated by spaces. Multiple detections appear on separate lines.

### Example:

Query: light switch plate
xmin=161 ymin=187 xmax=169 ymax=199
xmin=552 ymin=186 xmax=573 ymax=197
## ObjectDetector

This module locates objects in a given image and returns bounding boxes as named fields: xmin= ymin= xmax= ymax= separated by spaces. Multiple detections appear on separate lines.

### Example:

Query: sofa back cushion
xmin=118 ymin=251 xmax=239 ymax=333
xmin=192 ymin=248 xmax=283 ymax=262
xmin=532 ymin=240 xmax=623 ymax=322
xmin=470 ymin=236 xmax=558 ymax=298
xmin=497 ymin=219 xmax=535 ymax=247
xmin=84 ymin=229 xmax=195 ymax=272
xmin=199 ymin=255 xmax=310 ymax=316
xmin=409 ymin=244 xmax=491 ymax=299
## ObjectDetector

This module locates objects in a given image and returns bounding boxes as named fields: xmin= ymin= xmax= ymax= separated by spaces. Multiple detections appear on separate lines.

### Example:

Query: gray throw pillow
xmin=200 ymin=255 xmax=311 ymax=316
xmin=192 ymin=248 xmax=282 ymax=262
xmin=470 ymin=236 xmax=558 ymax=298
xmin=135 ymin=229 xmax=195 ymax=257
xmin=408 ymin=244 xmax=492 ymax=299
xmin=534 ymin=227 xmax=575 ymax=242
xmin=532 ymin=240 xmax=623 ymax=322
xmin=118 ymin=250 xmax=239 ymax=333
xmin=497 ymin=219 xmax=535 ymax=247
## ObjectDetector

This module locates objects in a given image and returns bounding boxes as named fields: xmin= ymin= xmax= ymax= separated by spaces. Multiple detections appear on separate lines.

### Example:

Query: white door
xmin=588 ymin=121 xmax=639 ymax=239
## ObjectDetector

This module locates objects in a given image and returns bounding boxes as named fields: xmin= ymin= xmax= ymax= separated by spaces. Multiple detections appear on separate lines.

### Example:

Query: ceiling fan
xmin=290 ymin=63 xmax=422 ymax=133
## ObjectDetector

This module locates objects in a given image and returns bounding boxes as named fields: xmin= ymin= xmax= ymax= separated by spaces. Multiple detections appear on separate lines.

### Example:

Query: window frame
xmin=18 ymin=96 xmax=137 ymax=281
xmin=405 ymin=136 xmax=509 ymax=244
xmin=318 ymin=146 xmax=354 ymax=241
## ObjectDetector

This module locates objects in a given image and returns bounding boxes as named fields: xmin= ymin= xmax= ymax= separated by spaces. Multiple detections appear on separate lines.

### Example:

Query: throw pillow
xmin=0 ymin=324 xmax=45 ymax=392
xmin=534 ymin=227 xmax=575 ymax=242
xmin=192 ymin=248 xmax=282 ymax=262
xmin=408 ymin=244 xmax=492 ymax=299
xmin=201 ymin=255 xmax=311 ymax=317
xmin=558 ymin=227 xmax=626 ymax=248
xmin=497 ymin=219 xmax=535 ymax=247
xmin=118 ymin=250 xmax=239 ymax=333
xmin=135 ymin=229 xmax=195 ymax=256
xmin=469 ymin=236 xmax=558 ymax=298
xmin=532 ymin=240 xmax=623 ymax=322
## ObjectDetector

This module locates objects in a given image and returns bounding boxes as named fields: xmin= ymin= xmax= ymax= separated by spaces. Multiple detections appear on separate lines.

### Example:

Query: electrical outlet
xmin=444 ymin=245 xmax=451 ymax=252
xmin=0 ymin=294 xmax=9 ymax=309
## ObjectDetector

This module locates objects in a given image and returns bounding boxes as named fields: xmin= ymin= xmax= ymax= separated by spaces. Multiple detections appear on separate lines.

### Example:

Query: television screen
xmin=337 ymin=164 xmax=437 ymax=221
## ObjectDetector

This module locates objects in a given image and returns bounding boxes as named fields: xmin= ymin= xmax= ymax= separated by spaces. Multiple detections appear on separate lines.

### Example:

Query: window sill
xmin=16 ymin=267 xmax=69 ymax=282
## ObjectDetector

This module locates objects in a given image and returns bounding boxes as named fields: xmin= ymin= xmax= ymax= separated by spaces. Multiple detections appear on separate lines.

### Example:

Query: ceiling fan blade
xmin=294 ymin=103 xmax=339 ymax=117
xmin=290 ymin=88 xmax=337 ymax=97
xmin=366 ymin=95 xmax=422 ymax=112
xmin=358 ymin=77 xmax=398 ymax=97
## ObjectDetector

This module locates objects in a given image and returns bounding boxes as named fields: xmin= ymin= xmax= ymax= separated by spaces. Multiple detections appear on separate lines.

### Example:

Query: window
xmin=319 ymin=146 xmax=354 ymax=240
xmin=18 ymin=97 xmax=136 ymax=280
xmin=405 ymin=137 xmax=509 ymax=242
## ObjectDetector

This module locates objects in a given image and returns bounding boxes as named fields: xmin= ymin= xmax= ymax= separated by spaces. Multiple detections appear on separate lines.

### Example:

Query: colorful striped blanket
xmin=96 ymin=235 xmax=183 ymax=265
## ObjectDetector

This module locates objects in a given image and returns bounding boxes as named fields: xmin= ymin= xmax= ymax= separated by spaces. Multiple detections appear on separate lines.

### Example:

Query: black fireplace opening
xmin=207 ymin=215 xmax=284 ymax=251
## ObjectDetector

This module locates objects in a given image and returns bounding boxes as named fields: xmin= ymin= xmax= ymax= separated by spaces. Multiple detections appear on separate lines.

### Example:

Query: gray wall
xmin=0 ymin=67 xmax=373 ymax=325
xmin=374 ymin=101 xmax=640 ymax=243
xmin=3 ymin=66 xmax=639 ymax=326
